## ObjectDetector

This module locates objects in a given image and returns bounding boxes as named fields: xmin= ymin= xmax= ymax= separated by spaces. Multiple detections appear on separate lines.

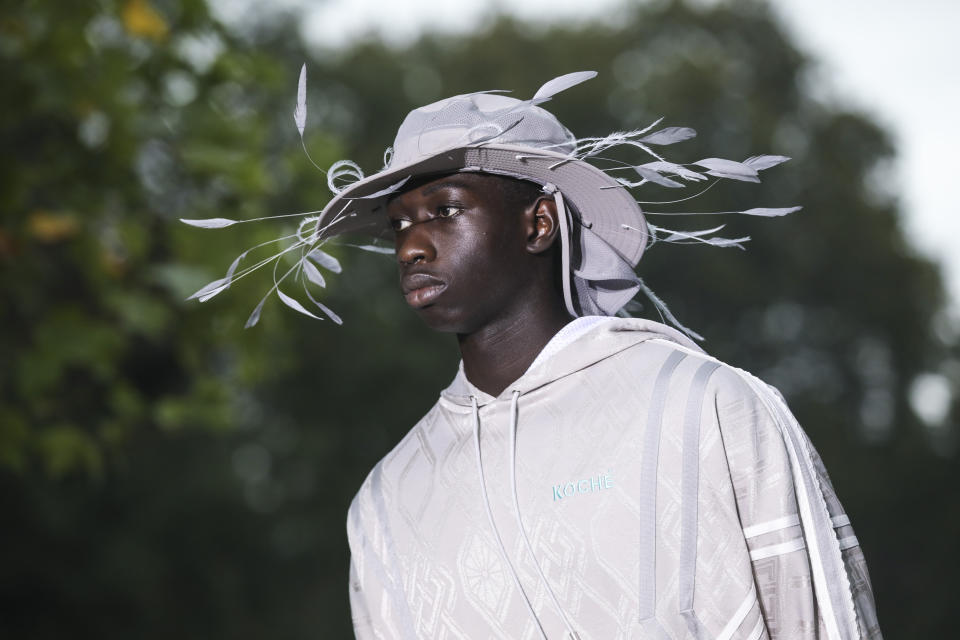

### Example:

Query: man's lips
xmin=401 ymin=273 xmax=447 ymax=308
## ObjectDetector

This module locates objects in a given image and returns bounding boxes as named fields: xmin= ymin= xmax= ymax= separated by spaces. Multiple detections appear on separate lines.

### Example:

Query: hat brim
xmin=318 ymin=144 xmax=648 ymax=267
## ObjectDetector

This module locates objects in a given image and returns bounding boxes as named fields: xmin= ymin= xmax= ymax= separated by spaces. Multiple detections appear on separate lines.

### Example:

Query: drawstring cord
xmin=472 ymin=396 xmax=548 ymax=640
xmin=508 ymin=390 xmax=581 ymax=640
xmin=543 ymin=183 xmax=577 ymax=318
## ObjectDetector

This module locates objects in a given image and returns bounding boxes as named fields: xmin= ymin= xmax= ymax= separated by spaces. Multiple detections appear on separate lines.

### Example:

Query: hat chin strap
xmin=543 ymin=183 xmax=578 ymax=318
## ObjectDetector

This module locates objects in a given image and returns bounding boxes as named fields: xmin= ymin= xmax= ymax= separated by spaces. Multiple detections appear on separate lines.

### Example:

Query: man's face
xmin=385 ymin=172 xmax=539 ymax=334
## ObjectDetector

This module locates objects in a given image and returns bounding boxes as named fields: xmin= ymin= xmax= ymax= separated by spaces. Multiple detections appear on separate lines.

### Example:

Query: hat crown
xmin=390 ymin=93 xmax=576 ymax=168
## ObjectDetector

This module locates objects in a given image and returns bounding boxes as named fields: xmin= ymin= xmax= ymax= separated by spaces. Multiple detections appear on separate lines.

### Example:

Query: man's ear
xmin=524 ymin=196 xmax=560 ymax=254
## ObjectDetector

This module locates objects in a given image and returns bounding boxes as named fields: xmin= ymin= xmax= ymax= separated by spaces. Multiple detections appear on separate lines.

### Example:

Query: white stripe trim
xmin=746 ymin=615 xmax=766 ymax=640
xmin=717 ymin=586 xmax=757 ymax=640
xmin=749 ymin=537 xmax=806 ymax=561
xmin=651 ymin=339 xmax=859 ymax=640
xmin=743 ymin=514 xmax=801 ymax=539
xmin=837 ymin=535 xmax=860 ymax=551
xmin=832 ymin=514 xmax=851 ymax=528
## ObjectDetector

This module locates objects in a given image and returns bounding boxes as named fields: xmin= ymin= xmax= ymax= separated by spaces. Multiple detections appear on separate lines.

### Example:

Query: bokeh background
xmin=1 ymin=0 xmax=957 ymax=637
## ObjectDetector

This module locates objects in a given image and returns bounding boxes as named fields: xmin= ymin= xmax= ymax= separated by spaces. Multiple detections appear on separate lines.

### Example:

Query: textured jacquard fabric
xmin=347 ymin=318 xmax=881 ymax=639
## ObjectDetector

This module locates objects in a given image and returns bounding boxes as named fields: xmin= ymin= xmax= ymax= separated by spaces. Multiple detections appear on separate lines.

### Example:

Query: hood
xmin=440 ymin=316 xmax=704 ymax=408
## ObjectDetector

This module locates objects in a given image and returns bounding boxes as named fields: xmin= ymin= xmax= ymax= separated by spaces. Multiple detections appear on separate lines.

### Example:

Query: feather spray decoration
xmin=638 ymin=127 xmax=697 ymax=146
xmin=303 ymin=282 xmax=343 ymax=325
xmin=327 ymin=160 xmax=364 ymax=194
xmin=292 ymin=62 xmax=327 ymax=174
xmin=693 ymin=158 xmax=760 ymax=182
xmin=301 ymin=259 xmax=327 ymax=288
xmin=294 ymin=64 xmax=307 ymax=137
xmin=278 ymin=288 xmax=325 ymax=321
xmin=639 ymin=161 xmax=707 ymax=182
xmin=530 ymin=71 xmax=598 ymax=104
xmin=636 ymin=278 xmax=704 ymax=342
xmin=629 ymin=166 xmax=685 ymax=189
xmin=341 ymin=243 xmax=395 ymax=255
xmin=644 ymin=207 xmax=802 ymax=217
xmin=308 ymin=248 xmax=342 ymax=274
xmin=180 ymin=217 xmax=240 ymax=228
xmin=347 ymin=176 xmax=411 ymax=200
xmin=744 ymin=155 xmax=791 ymax=170
xmin=188 ymin=251 xmax=247 ymax=302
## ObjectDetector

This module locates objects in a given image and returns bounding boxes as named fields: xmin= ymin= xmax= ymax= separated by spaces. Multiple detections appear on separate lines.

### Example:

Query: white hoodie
xmin=347 ymin=317 xmax=881 ymax=639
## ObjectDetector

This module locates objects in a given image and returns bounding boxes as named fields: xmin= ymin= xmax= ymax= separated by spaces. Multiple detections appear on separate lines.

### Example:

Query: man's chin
xmin=414 ymin=304 xmax=476 ymax=334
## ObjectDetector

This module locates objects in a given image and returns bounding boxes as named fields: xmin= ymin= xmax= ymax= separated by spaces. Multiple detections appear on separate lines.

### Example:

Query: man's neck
xmin=457 ymin=301 xmax=572 ymax=397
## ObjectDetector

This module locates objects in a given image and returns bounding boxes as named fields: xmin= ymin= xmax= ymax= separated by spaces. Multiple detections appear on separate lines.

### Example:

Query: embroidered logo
xmin=552 ymin=472 xmax=613 ymax=501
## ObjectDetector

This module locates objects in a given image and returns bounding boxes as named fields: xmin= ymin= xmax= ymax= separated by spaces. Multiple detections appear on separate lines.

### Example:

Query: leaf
xmin=743 ymin=155 xmax=791 ymax=171
xmin=122 ymin=0 xmax=169 ymax=41
xmin=740 ymin=206 xmax=802 ymax=217
xmin=301 ymin=258 xmax=326 ymax=287
xmin=294 ymin=63 xmax=307 ymax=137
xmin=634 ymin=165 xmax=685 ymax=188
xmin=245 ymin=296 xmax=267 ymax=328
xmin=179 ymin=217 xmax=238 ymax=228
xmin=693 ymin=158 xmax=760 ymax=183
xmin=531 ymin=71 xmax=597 ymax=103
xmin=277 ymin=289 xmax=323 ymax=321
xmin=308 ymin=249 xmax=342 ymax=274
xmin=639 ymin=127 xmax=697 ymax=146
xmin=343 ymin=243 xmax=395 ymax=254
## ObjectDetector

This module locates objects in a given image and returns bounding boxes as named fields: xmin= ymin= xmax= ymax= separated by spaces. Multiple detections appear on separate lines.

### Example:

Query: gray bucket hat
xmin=318 ymin=74 xmax=651 ymax=320
xmin=182 ymin=68 xmax=799 ymax=337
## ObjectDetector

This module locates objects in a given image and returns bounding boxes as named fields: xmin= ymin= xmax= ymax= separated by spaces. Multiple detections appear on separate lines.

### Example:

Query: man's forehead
xmin=386 ymin=172 xmax=506 ymax=209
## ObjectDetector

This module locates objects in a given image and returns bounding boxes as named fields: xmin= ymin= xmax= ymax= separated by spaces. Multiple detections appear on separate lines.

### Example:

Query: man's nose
xmin=397 ymin=224 xmax=437 ymax=266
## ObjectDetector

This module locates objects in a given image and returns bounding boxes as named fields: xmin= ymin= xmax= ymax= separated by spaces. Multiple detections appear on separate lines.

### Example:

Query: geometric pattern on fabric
xmin=346 ymin=317 xmax=882 ymax=639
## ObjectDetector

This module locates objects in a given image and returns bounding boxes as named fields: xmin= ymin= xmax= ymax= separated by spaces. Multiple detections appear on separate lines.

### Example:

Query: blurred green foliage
xmin=0 ymin=0 xmax=956 ymax=637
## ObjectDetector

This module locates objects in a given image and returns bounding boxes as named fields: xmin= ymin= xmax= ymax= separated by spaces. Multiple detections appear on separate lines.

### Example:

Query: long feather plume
xmin=294 ymin=64 xmax=307 ymax=137
xmin=531 ymin=71 xmax=597 ymax=104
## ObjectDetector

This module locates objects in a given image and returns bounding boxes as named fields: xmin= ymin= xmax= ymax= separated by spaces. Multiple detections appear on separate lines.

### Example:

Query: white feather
xmin=741 ymin=206 xmax=802 ymax=217
xmin=245 ymin=296 xmax=267 ymax=329
xmin=294 ymin=64 xmax=307 ymax=137
xmin=308 ymin=248 xmax=342 ymax=274
xmin=188 ymin=250 xmax=247 ymax=300
xmin=302 ymin=258 xmax=326 ymax=287
xmin=743 ymin=155 xmax=791 ymax=171
xmin=277 ymin=288 xmax=323 ymax=320
xmin=189 ymin=277 xmax=229 ymax=302
xmin=639 ymin=127 xmax=697 ymax=146
xmin=640 ymin=161 xmax=707 ymax=182
xmin=343 ymin=243 xmax=395 ymax=254
xmin=327 ymin=159 xmax=364 ymax=194
xmin=634 ymin=166 xmax=685 ymax=188
xmin=179 ymin=217 xmax=238 ymax=228
xmin=304 ymin=285 xmax=343 ymax=325
xmin=532 ymin=71 xmax=597 ymax=103
xmin=693 ymin=158 xmax=760 ymax=182
xmin=349 ymin=176 xmax=411 ymax=200
xmin=636 ymin=278 xmax=704 ymax=342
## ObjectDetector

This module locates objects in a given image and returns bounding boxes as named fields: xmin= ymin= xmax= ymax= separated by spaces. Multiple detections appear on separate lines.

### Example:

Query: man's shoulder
xmin=347 ymin=400 xmax=448 ymax=508
xmin=610 ymin=334 xmax=784 ymax=426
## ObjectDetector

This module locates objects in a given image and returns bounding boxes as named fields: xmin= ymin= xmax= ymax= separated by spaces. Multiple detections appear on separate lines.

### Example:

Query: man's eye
xmin=438 ymin=206 xmax=463 ymax=218
xmin=390 ymin=218 xmax=412 ymax=231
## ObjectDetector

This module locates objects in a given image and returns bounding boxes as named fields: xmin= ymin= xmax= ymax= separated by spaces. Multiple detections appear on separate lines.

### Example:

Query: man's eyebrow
xmin=419 ymin=179 xmax=478 ymax=198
